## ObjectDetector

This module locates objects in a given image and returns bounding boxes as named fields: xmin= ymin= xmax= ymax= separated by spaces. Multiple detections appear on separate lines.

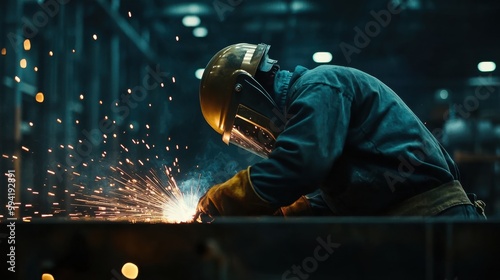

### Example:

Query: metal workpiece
xmin=6 ymin=218 xmax=500 ymax=280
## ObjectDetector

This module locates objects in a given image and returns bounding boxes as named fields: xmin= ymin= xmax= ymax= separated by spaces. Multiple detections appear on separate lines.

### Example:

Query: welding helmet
xmin=199 ymin=43 xmax=282 ymax=158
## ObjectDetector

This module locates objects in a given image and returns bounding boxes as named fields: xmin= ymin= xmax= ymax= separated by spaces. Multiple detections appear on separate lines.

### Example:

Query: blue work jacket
xmin=250 ymin=65 xmax=459 ymax=215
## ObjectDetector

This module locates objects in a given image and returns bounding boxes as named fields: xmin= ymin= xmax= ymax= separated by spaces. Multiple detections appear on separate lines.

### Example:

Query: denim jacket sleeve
xmin=250 ymin=66 xmax=353 ymax=206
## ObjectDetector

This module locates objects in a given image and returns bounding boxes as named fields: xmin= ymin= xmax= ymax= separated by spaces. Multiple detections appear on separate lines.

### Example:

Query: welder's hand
xmin=194 ymin=167 xmax=277 ymax=220
xmin=274 ymin=195 xmax=313 ymax=216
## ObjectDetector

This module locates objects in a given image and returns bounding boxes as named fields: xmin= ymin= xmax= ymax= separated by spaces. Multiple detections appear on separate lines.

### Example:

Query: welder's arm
xmin=250 ymin=83 xmax=352 ymax=206
xmin=195 ymin=167 xmax=278 ymax=219
xmin=274 ymin=195 xmax=313 ymax=216
xmin=274 ymin=189 xmax=334 ymax=216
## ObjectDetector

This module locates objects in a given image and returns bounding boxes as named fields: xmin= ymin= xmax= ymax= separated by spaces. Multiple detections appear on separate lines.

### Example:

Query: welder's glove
xmin=194 ymin=167 xmax=277 ymax=221
xmin=274 ymin=195 xmax=313 ymax=216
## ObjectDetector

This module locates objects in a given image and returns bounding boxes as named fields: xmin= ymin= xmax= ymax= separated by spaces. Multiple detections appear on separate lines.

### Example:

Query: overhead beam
xmin=95 ymin=0 xmax=158 ymax=62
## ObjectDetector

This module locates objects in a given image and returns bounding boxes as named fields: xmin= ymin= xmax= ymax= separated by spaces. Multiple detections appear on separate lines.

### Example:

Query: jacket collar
xmin=273 ymin=66 xmax=308 ymax=111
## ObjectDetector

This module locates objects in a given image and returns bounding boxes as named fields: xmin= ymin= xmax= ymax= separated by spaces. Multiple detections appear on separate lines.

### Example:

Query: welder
xmin=195 ymin=43 xmax=486 ymax=220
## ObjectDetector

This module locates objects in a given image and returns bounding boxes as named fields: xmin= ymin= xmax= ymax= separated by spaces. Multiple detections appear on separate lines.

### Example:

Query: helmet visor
xmin=228 ymin=109 xmax=277 ymax=158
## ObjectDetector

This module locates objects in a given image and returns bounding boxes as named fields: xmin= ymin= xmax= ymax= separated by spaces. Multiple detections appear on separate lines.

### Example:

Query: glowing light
xmin=72 ymin=49 xmax=76 ymax=53
xmin=162 ymin=190 xmax=199 ymax=223
xmin=72 ymin=165 xmax=201 ymax=223
xmin=129 ymin=124 xmax=134 ymax=129
xmin=80 ymin=94 xmax=84 ymax=100
xmin=312 ymin=52 xmax=333 ymax=63
xmin=41 ymin=273 xmax=54 ymax=280
xmin=20 ymin=58 xmax=27 ymax=68
xmin=22 ymin=146 xmax=29 ymax=152
xmin=23 ymin=39 xmax=31 ymax=51
xmin=175 ymin=35 xmax=179 ymax=41
xmin=193 ymin=26 xmax=208 ymax=38
xmin=1 ymin=48 xmax=6 ymax=55
xmin=35 ymin=92 xmax=44 ymax=103
xmin=127 ymin=88 xmax=132 ymax=94
xmin=49 ymin=51 xmax=53 ymax=56
xmin=121 ymin=262 xmax=139 ymax=279
xmin=160 ymin=82 xmax=164 ymax=87
xmin=128 ymin=11 xmax=132 ymax=17
xmin=29 ymin=122 xmax=34 ymax=126
xmin=478 ymin=61 xmax=496 ymax=72
xmin=438 ymin=89 xmax=449 ymax=100
xmin=93 ymin=34 xmax=98 ymax=40
xmin=172 ymin=77 xmax=176 ymax=83
xmin=195 ymin=68 xmax=204 ymax=79
xmin=75 ymin=120 xmax=79 ymax=124
xmin=34 ymin=66 xmax=38 ymax=72
xmin=14 ymin=76 xmax=21 ymax=83
xmin=169 ymin=96 xmax=172 ymax=101
xmin=182 ymin=15 xmax=200 ymax=27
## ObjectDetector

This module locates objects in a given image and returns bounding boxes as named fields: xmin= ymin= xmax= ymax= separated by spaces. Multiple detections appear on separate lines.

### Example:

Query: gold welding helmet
xmin=199 ymin=43 xmax=282 ymax=158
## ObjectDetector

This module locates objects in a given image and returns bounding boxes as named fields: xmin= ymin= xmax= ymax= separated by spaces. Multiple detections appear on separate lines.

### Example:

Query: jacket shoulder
xmin=293 ymin=65 xmax=366 ymax=89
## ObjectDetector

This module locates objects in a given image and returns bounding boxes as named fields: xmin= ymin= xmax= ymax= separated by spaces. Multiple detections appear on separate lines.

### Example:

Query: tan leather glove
xmin=194 ymin=167 xmax=277 ymax=220
xmin=274 ymin=195 xmax=313 ymax=216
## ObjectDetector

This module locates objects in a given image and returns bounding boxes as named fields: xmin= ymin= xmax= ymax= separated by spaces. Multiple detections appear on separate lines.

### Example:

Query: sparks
xmin=71 ymin=164 xmax=202 ymax=223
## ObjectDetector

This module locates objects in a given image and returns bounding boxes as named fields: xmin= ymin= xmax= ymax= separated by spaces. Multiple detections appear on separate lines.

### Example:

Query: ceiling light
xmin=478 ymin=61 xmax=496 ymax=72
xmin=182 ymin=15 xmax=200 ymax=27
xmin=312 ymin=52 xmax=332 ymax=63
xmin=195 ymin=68 xmax=204 ymax=79
xmin=193 ymin=27 xmax=208 ymax=37
xmin=437 ymin=89 xmax=449 ymax=100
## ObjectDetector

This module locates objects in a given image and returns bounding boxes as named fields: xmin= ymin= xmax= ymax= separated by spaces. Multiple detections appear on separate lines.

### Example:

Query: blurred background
xmin=1 ymin=0 xmax=500 ymax=221
xmin=2 ymin=1 xmax=500 ymax=279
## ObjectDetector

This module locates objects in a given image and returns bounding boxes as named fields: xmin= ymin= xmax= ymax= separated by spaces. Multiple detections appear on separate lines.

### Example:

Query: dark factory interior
xmin=1 ymin=0 xmax=500 ymax=279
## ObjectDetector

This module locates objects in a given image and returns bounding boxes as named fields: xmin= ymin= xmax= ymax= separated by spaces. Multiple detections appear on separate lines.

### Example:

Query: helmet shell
xmin=199 ymin=43 xmax=269 ymax=134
